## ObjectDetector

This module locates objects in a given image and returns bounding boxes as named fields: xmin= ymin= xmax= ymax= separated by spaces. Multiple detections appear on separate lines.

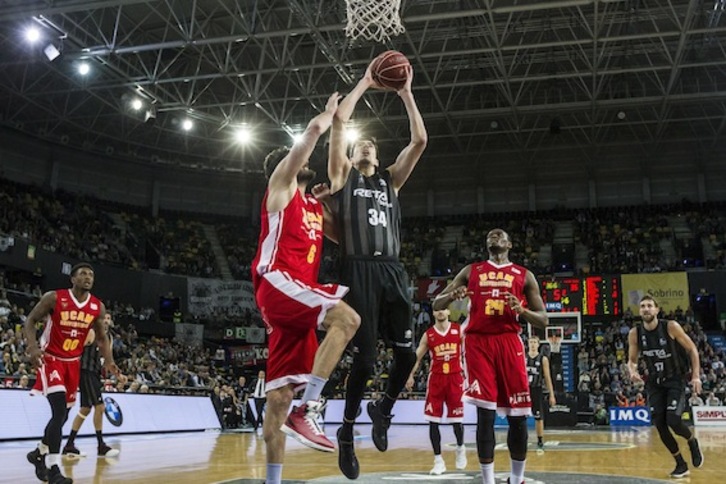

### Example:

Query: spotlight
xmin=77 ymin=62 xmax=90 ymax=76
xmin=617 ymin=111 xmax=626 ymax=120
xmin=490 ymin=120 xmax=499 ymax=129
xmin=345 ymin=128 xmax=359 ymax=143
xmin=25 ymin=27 xmax=41 ymax=43
xmin=130 ymin=98 xmax=143 ymax=111
xmin=235 ymin=128 xmax=251 ymax=143
xmin=291 ymin=133 xmax=304 ymax=144
xmin=182 ymin=119 xmax=193 ymax=131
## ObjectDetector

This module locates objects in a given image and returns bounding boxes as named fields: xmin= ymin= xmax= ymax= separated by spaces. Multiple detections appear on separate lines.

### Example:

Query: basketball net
xmin=548 ymin=335 xmax=562 ymax=354
xmin=345 ymin=0 xmax=405 ymax=43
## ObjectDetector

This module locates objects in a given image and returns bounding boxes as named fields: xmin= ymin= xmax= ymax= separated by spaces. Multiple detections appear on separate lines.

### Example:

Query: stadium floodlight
xmin=77 ymin=62 xmax=90 ymax=76
xmin=182 ymin=119 xmax=193 ymax=131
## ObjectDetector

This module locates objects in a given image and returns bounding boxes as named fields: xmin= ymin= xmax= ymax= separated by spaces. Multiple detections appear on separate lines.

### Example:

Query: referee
xmin=63 ymin=313 xmax=125 ymax=457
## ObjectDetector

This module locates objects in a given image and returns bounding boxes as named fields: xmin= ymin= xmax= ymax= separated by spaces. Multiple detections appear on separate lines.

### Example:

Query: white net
xmin=547 ymin=336 xmax=562 ymax=354
xmin=345 ymin=0 xmax=405 ymax=43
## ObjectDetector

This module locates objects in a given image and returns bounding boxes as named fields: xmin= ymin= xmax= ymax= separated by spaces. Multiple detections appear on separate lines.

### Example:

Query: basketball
xmin=370 ymin=50 xmax=411 ymax=90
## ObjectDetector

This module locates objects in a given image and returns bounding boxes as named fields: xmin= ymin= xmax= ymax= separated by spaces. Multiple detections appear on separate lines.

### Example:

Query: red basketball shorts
xmin=424 ymin=371 xmax=465 ymax=423
xmin=462 ymin=331 xmax=531 ymax=416
xmin=255 ymin=270 xmax=348 ymax=392
xmin=30 ymin=353 xmax=81 ymax=407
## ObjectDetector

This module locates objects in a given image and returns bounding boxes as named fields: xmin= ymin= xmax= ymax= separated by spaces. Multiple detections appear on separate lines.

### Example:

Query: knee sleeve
xmin=385 ymin=348 xmax=416 ymax=399
xmin=344 ymin=358 xmax=374 ymax=421
xmin=453 ymin=422 xmax=465 ymax=446
xmin=667 ymin=411 xmax=692 ymax=440
xmin=476 ymin=408 xmax=496 ymax=462
xmin=654 ymin=413 xmax=679 ymax=454
xmin=43 ymin=393 xmax=68 ymax=453
xmin=429 ymin=422 xmax=442 ymax=455
xmin=506 ymin=416 xmax=528 ymax=459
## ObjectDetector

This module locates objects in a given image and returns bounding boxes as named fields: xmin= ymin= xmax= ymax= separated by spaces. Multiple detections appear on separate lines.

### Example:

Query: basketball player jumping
xmin=433 ymin=229 xmax=548 ymax=484
xmin=251 ymin=92 xmax=360 ymax=484
xmin=24 ymin=263 xmax=120 ymax=484
xmin=406 ymin=307 xmax=467 ymax=475
xmin=327 ymin=59 xmax=427 ymax=480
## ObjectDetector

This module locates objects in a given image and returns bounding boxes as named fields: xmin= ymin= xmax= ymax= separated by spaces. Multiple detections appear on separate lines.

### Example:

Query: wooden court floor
xmin=1 ymin=425 xmax=721 ymax=483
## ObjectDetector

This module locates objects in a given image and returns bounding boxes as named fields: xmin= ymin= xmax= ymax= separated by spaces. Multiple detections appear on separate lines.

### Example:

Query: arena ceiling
xmin=1 ymin=0 xmax=726 ymax=185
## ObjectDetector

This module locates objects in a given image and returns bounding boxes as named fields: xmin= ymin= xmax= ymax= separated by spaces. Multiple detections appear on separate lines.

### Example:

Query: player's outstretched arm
xmin=267 ymin=92 xmax=340 ymax=212
xmin=23 ymin=291 xmax=56 ymax=369
xmin=433 ymin=265 xmax=472 ymax=311
xmin=406 ymin=332 xmax=429 ymax=391
xmin=388 ymin=67 xmax=428 ymax=193
xmin=668 ymin=320 xmax=702 ymax=394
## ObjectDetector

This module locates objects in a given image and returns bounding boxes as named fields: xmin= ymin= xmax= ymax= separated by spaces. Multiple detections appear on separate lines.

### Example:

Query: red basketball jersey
xmin=41 ymin=289 xmax=102 ymax=359
xmin=427 ymin=322 xmax=462 ymax=375
xmin=465 ymin=260 xmax=528 ymax=335
xmin=252 ymin=189 xmax=324 ymax=289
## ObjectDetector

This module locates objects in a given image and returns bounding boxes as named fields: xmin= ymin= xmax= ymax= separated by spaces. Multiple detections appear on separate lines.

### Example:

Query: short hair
xmin=354 ymin=136 xmax=379 ymax=152
xmin=639 ymin=295 xmax=659 ymax=307
xmin=70 ymin=262 xmax=94 ymax=276
xmin=263 ymin=147 xmax=290 ymax=179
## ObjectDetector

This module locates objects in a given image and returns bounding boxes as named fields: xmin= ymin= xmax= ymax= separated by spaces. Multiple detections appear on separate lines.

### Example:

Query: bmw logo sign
xmin=103 ymin=397 xmax=123 ymax=427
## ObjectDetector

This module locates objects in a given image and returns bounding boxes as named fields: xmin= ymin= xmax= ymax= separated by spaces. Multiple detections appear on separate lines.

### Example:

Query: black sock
xmin=675 ymin=453 xmax=686 ymax=465
xmin=339 ymin=419 xmax=354 ymax=440
xmin=538 ymin=436 xmax=543 ymax=444
xmin=67 ymin=429 xmax=78 ymax=446
xmin=96 ymin=431 xmax=104 ymax=445
xmin=378 ymin=394 xmax=395 ymax=416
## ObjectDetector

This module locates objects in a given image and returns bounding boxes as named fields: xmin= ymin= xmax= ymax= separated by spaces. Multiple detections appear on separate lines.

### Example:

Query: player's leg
xmin=664 ymin=383 xmax=703 ymax=469
xmin=63 ymin=406 xmax=90 ymax=456
xmin=476 ymin=407 xmax=496 ymax=484
xmin=446 ymin=372 xmax=467 ymax=469
xmin=497 ymin=333 xmax=531 ymax=484
xmin=263 ymin=384 xmax=294 ymax=484
xmin=530 ymin=388 xmax=544 ymax=450
xmin=338 ymin=260 xmax=378 ymax=478
xmin=649 ymin=385 xmax=689 ymax=478
xmin=425 ymin=375 xmax=446 ymax=475
xmin=368 ymin=262 xmax=415 ymax=451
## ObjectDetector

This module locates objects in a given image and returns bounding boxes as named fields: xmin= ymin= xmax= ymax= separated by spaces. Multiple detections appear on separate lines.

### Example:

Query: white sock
xmin=47 ymin=454 xmax=60 ymax=467
xmin=301 ymin=375 xmax=327 ymax=403
xmin=510 ymin=458 xmax=526 ymax=483
xmin=434 ymin=454 xmax=444 ymax=462
xmin=38 ymin=442 xmax=49 ymax=455
xmin=480 ymin=462 xmax=495 ymax=484
xmin=266 ymin=463 xmax=283 ymax=484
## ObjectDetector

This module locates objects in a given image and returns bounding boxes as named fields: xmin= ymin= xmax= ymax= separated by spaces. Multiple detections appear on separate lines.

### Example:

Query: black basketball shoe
xmin=26 ymin=448 xmax=48 ymax=482
xmin=48 ymin=465 xmax=73 ymax=484
xmin=367 ymin=400 xmax=392 ymax=452
xmin=337 ymin=427 xmax=359 ymax=480
xmin=669 ymin=462 xmax=690 ymax=479
xmin=688 ymin=438 xmax=704 ymax=468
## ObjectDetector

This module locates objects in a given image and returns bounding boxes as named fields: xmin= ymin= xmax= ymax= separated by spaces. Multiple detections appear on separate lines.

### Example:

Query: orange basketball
xmin=370 ymin=50 xmax=411 ymax=90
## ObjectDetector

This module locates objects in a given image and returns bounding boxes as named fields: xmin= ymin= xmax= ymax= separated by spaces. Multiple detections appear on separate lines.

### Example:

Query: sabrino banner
xmin=621 ymin=272 xmax=689 ymax=314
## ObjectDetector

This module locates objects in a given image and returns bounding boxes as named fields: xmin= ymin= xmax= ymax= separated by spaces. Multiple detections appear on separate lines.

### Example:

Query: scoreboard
xmin=541 ymin=276 xmax=621 ymax=316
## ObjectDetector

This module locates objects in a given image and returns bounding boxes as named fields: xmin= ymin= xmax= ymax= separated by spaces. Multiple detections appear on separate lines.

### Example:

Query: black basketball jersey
xmin=637 ymin=319 xmax=688 ymax=384
xmin=527 ymin=352 xmax=544 ymax=389
xmin=333 ymin=167 xmax=401 ymax=258
xmin=80 ymin=333 xmax=108 ymax=374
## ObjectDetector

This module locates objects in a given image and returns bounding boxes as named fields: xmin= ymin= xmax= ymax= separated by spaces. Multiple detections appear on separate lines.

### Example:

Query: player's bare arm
xmin=542 ymin=355 xmax=556 ymax=406
xmin=667 ymin=320 xmax=702 ymax=394
xmin=328 ymin=66 xmax=379 ymax=192
xmin=505 ymin=270 xmax=548 ymax=329
xmin=405 ymin=332 xmax=429 ymax=391
xmin=627 ymin=327 xmax=643 ymax=383
xmin=266 ymin=92 xmax=341 ymax=213
xmin=94 ymin=304 xmax=121 ymax=378
xmin=387 ymin=67 xmax=428 ymax=194
xmin=23 ymin=290 xmax=57 ymax=369
xmin=311 ymin=182 xmax=339 ymax=243
xmin=84 ymin=328 xmax=96 ymax=346
xmin=432 ymin=265 xmax=472 ymax=311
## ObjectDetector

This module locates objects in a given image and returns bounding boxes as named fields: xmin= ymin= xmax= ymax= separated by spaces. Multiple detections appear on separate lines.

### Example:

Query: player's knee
xmin=666 ymin=411 xmax=683 ymax=429
xmin=351 ymin=355 xmax=376 ymax=375
xmin=266 ymin=387 xmax=293 ymax=414
xmin=392 ymin=347 xmax=416 ymax=373
xmin=476 ymin=408 xmax=496 ymax=462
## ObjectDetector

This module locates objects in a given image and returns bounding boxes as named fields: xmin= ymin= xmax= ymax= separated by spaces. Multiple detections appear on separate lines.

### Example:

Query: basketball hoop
xmin=345 ymin=0 xmax=406 ymax=43
xmin=548 ymin=335 xmax=562 ymax=354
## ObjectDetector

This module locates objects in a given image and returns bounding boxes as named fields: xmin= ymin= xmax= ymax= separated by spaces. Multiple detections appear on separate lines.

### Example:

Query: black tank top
xmin=333 ymin=168 xmax=401 ymax=258
xmin=80 ymin=335 xmax=108 ymax=374
xmin=527 ymin=352 xmax=544 ymax=389
xmin=637 ymin=319 xmax=688 ymax=384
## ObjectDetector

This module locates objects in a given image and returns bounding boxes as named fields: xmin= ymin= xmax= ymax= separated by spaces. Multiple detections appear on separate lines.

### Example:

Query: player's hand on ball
xmin=397 ymin=65 xmax=413 ymax=95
